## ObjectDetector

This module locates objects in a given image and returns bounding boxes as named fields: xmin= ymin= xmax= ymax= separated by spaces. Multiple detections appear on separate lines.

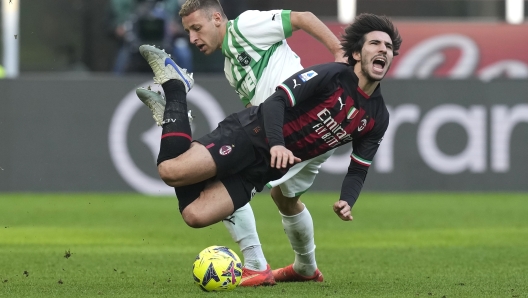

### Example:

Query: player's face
xmin=182 ymin=10 xmax=223 ymax=55
xmin=353 ymin=31 xmax=394 ymax=82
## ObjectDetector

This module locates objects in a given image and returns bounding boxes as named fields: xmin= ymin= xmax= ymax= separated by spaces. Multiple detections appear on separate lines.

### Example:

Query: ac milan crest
xmin=219 ymin=145 xmax=233 ymax=156
xmin=358 ymin=119 xmax=367 ymax=131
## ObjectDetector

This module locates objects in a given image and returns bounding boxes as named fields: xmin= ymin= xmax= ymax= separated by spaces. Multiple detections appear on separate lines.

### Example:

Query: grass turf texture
xmin=0 ymin=193 xmax=527 ymax=297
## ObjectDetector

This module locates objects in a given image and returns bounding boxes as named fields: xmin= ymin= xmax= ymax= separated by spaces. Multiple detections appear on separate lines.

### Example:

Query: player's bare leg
xmin=157 ymin=142 xmax=217 ymax=187
xmin=180 ymin=179 xmax=236 ymax=228
xmin=136 ymin=88 xmax=238 ymax=228
xmin=270 ymin=187 xmax=324 ymax=282
xmin=138 ymin=44 xmax=274 ymax=282
xmin=138 ymin=44 xmax=237 ymax=228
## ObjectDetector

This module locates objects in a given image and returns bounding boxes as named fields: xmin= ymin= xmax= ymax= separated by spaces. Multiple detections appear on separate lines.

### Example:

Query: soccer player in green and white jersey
xmin=179 ymin=0 xmax=347 ymax=286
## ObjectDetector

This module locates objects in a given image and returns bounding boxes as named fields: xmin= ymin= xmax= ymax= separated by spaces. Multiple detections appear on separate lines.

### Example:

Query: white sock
xmin=281 ymin=205 xmax=317 ymax=276
xmin=223 ymin=203 xmax=267 ymax=271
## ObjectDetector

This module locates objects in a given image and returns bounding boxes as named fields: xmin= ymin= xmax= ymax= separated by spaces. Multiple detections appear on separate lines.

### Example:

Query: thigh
xmin=182 ymin=180 xmax=235 ymax=228
xmin=159 ymin=142 xmax=217 ymax=186
xmin=195 ymin=115 xmax=256 ymax=180
xmin=181 ymin=174 xmax=255 ymax=228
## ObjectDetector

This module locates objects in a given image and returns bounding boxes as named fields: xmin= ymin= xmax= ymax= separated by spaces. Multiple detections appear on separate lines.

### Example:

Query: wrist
xmin=269 ymin=142 xmax=285 ymax=148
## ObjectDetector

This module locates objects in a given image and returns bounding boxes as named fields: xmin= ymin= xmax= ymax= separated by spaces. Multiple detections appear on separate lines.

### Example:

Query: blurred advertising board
xmin=0 ymin=76 xmax=526 ymax=193
xmin=289 ymin=22 xmax=528 ymax=80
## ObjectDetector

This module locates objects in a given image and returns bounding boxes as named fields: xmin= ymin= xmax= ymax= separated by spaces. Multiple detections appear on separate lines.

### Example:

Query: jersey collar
xmin=349 ymin=69 xmax=382 ymax=100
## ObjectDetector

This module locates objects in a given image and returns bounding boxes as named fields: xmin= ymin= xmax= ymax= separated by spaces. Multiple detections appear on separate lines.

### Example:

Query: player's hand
xmin=333 ymin=200 xmax=353 ymax=221
xmin=270 ymin=145 xmax=301 ymax=169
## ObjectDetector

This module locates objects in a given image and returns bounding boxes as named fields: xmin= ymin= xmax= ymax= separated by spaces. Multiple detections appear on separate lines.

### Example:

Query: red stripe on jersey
xmin=285 ymin=89 xmax=360 ymax=158
xmin=350 ymin=109 xmax=367 ymax=129
xmin=344 ymin=95 xmax=355 ymax=114
xmin=357 ymin=87 xmax=370 ymax=99
xmin=302 ymin=107 xmax=366 ymax=157
xmin=282 ymin=87 xmax=344 ymax=138
xmin=359 ymin=116 xmax=376 ymax=137
xmin=161 ymin=132 xmax=192 ymax=141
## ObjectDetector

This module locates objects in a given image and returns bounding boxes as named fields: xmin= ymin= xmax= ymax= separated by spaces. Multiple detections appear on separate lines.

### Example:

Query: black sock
xmin=157 ymin=80 xmax=191 ymax=165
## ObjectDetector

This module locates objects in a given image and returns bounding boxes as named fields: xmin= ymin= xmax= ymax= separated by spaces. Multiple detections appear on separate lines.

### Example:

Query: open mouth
xmin=197 ymin=44 xmax=206 ymax=51
xmin=373 ymin=57 xmax=386 ymax=71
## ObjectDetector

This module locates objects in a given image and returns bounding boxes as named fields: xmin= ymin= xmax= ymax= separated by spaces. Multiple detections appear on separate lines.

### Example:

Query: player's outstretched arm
xmin=333 ymin=200 xmax=353 ymax=221
xmin=270 ymin=145 xmax=301 ymax=169
xmin=290 ymin=11 xmax=347 ymax=63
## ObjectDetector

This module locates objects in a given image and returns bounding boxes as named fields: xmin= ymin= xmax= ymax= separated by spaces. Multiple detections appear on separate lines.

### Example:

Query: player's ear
xmin=352 ymin=51 xmax=361 ymax=61
xmin=213 ymin=12 xmax=222 ymax=26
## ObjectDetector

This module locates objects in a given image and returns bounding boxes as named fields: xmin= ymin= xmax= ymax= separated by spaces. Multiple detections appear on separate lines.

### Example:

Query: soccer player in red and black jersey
xmin=137 ymin=13 xmax=402 ymax=230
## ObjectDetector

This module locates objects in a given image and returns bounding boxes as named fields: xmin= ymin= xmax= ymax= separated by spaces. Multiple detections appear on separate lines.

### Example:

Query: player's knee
xmin=271 ymin=187 xmax=302 ymax=214
xmin=181 ymin=206 xmax=207 ymax=228
xmin=158 ymin=162 xmax=184 ymax=187
xmin=276 ymin=200 xmax=299 ymax=214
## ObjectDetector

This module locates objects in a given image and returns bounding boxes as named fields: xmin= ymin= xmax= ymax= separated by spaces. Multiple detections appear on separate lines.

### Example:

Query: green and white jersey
xmin=222 ymin=10 xmax=304 ymax=107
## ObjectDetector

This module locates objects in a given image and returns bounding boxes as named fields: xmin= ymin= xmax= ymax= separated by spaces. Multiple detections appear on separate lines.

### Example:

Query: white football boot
xmin=139 ymin=44 xmax=194 ymax=93
xmin=136 ymin=87 xmax=194 ymax=126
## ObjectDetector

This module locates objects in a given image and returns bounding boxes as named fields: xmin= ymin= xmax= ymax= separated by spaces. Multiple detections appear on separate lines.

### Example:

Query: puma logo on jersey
xmin=293 ymin=79 xmax=301 ymax=89
xmin=337 ymin=97 xmax=345 ymax=110
xmin=222 ymin=216 xmax=235 ymax=225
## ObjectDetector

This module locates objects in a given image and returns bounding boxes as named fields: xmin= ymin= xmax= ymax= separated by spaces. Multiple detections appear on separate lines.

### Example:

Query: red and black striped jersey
xmin=261 ymin=62 xmax=389 ymax=167
xmin=236 ymin=62 xmax=390 ymax=207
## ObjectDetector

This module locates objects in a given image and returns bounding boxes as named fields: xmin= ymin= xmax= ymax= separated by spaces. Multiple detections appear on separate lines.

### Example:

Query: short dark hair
xmin=341 ymin=13 xmax=402 ymax=65
xmin=179 ymin=0 xmax=227 ymax=19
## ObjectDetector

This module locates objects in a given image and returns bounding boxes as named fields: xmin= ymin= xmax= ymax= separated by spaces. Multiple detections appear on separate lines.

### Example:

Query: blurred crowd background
xmin=1 ymin=0 xmax=525 ymax=75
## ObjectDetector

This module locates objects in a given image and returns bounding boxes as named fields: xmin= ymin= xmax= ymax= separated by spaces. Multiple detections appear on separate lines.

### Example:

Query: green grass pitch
xmin=1 ymin=192 xmax=527 ymax=297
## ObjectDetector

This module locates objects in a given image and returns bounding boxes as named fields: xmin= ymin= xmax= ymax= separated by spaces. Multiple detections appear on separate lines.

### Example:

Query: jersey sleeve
xmin=339 ymin=161 xmax=369 ymax=208
xmin=276 ymin=63 xmax=346 ymax=108
xmin=351 ymin=115 xmax=389 ymax=167
xmin=233 ymin=10 xmax=292 ymax=50
xmin=261 ymin=63 xmax=349 ymax=148
xmin=261 ymin=90 xmax=288 ymax=147
xmin=339 ymin=115 xmax=389 ymax=207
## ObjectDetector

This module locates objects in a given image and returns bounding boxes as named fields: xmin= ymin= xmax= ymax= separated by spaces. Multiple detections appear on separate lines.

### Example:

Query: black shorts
xmin=193 ymin=114 xmax=284 ymax=210
xmin=174 ymin=175 xmax=255 ymax=213
xmin=196 ymin=114 xmax=258 ymax=180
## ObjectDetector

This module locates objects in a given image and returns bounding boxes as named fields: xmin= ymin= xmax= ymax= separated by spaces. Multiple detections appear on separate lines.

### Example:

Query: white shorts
xmin=265 ymin=149 xmax=336 ymax=197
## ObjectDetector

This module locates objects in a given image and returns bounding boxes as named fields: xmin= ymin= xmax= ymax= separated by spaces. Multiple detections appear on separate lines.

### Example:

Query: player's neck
xmin=218 ymin=22 xmax=227 ymax=51
xmin=358 ymin=80 xmax=379 ymax=96
xmin=354 ymin=69 xmax=380 ymax=96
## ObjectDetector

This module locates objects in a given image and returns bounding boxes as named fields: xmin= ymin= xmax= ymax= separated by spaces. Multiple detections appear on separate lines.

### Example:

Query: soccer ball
xmin=192 ymin=245 xmax=243 ymax=292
